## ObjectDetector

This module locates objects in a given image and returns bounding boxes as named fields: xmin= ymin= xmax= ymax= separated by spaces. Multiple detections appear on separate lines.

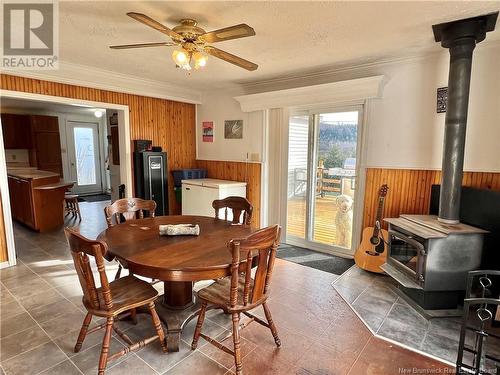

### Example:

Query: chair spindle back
xmin=65 ymin=227 xmax=113 ymax=311
xmin=104 ymin=198 xmax=156 ymax=227
xmin=213 ymin=196 xmax=253 ymax=225
xmin=229 ymin=224 xmax=281 ymax=308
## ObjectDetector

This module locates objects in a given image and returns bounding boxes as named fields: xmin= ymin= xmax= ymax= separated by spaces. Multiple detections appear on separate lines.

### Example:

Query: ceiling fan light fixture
xmin=172 ymin=48 xmax=189 ymax=65
xmin=114 ymin=13 xmax=258 ymax=72
xmin=193 ymin=51 xmax=208 ymax=69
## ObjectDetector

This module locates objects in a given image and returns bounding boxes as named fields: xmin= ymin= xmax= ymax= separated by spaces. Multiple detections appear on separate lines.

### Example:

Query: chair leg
xmin=114 ymin=264 xmax=122 ymax=280
xmin=148 ymin=302 xmax=167 ymax=352
xmin=191 ymin=301 xmax=207 ymax=350
xmin=232 ymin=312 xmax=243 ymax=375
xmin=263 ymin=302 xmax=281 ymax=347
xmin=74 ymin=312 xmax=92 ymax=353
xmin=98 ymin=317 xmax=114 ymax=375
xmin=130 ymin=308 xmax=138 ymax=325
xmin=75 ymin=200 xmax=81 ymax=220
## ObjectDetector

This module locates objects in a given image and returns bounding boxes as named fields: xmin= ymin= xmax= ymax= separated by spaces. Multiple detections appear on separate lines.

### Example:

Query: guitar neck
xmin=372 ymin=197 xmax=385 ymax=237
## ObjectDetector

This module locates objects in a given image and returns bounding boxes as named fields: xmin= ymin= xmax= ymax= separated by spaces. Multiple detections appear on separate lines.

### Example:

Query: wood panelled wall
xmin=196 ymin=160 xmax=261 ymax=228
xmin=362 ymin=168 xmax=500 ymax=230
xmin=1 ymin=74 xmax=196 ymax=214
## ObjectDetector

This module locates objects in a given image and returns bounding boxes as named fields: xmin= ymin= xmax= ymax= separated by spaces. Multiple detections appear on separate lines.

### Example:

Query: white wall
xmin=196 ymin=90 xmax=264 ymax=163
xmin=365 ymin=43 xmax=500 ymax=172
xmin=222 ymin=41 xmax=500 ymax=172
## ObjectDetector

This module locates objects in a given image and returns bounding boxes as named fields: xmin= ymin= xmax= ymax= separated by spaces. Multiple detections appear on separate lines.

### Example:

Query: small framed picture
xmin=202 ymin=121 xmax=214 ymax=142
xmin=437 ymin=87 xmax=448 ymax=113
xmin=224 ymin=120 xmax=243 ymax=139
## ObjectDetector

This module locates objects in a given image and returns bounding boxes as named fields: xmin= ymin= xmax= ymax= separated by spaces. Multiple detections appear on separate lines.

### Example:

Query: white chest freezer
xmin=181 ymin=178 xmax=247 ymax=218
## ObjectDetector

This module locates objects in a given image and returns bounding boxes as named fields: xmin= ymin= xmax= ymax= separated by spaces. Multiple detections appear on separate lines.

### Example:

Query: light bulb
xmin=172 ymin=49 xmax=189 ymax=65
xmin=193 ymin=51 xmax=207 ymax=69
xmin=94 ymin=110 xmax=104 ymax=118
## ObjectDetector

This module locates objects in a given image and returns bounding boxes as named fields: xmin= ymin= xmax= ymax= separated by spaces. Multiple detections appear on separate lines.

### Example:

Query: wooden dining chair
xmin=65 ymin=228 xmax=167 ymax=375
xmin=212 ymin=196 xmax=253 ymax=225
xmin=191 ymin=224 xmax=282 ymax=375
xmin=104 ymin=198 xmax=157 ymax=279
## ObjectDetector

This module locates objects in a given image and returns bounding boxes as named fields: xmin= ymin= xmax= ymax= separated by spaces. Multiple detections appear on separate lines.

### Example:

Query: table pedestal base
xmin=162 ymin=281 xmax=194 ymax=310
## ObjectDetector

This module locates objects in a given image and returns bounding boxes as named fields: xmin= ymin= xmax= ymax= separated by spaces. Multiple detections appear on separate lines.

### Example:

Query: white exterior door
xmin=66 ymin=121 xmax=102 ymax=195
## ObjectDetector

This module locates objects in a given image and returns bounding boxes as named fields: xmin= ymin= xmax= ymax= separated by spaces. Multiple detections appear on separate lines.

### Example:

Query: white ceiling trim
xmin=234 ymin=75 xmax=385 ymax=112
xmin=2 ymin=61 xmax=202 ymax=104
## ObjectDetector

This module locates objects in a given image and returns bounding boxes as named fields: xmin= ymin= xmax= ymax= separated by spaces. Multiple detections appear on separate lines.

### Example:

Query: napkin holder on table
xmin=159 ymin=224 xmax=200 ymax=236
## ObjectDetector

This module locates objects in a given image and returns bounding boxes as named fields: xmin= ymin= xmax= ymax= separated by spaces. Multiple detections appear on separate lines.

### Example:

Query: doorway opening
xmin=0 ymin=91 xmax=132 ymax=268
xmin=285 ymin=107 xmax=363 ymax=256
xmin=66 ymin=121 xmax=103 ymax=195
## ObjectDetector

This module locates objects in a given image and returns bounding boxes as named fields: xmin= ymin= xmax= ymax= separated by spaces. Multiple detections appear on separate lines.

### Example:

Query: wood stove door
xmin=388 ymin=230 xmax=426 ymax=284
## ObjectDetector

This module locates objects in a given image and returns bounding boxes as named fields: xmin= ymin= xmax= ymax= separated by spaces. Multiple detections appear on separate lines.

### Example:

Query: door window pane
xmin=73 ymin=127 xmax=96 ymax=185
xmin=286 ymin=115 xmax=309 ymax=239
xmin=313 ymin=112 xmax=358 ymax=248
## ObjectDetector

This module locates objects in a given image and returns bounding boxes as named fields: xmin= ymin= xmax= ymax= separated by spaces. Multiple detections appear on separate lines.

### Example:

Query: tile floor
xmin=0 ymin=201 xmax=453 ymax=374
xmin=334 ymin=264 xmax=500 ymax=370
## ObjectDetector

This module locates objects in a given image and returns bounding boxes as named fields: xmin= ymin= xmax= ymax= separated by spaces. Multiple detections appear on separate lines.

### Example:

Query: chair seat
xmin=197 ymin=275 xmax=255 ymax=308
xmin=65 ymin=194 xmax=78 ymax=199
xmin=84 ymin=275 xmax=158 ymax=316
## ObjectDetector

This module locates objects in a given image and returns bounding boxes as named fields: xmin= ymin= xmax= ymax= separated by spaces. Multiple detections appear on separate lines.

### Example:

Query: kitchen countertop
xmin=7 ymin=168 xmax=60 ymax=180
xmin=34 ymin=181 xmax=74 ymax=190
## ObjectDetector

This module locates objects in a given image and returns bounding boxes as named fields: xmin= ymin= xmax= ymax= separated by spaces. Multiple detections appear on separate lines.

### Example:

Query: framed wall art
xmin=224 ymin=120 xmax=243 ymax=139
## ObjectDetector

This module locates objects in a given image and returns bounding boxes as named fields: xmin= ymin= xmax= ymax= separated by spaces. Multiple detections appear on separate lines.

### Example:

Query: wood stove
xmin=382 ymin=215 xmax=486 ymax=311
xmin=382 ymin=12 xmax=498 ymax=314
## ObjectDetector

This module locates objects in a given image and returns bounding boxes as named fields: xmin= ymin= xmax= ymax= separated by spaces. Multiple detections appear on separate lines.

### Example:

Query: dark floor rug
xmin=277 ymin=243 xmax=354 ymax=275
xmin=79 ymin=194 xmax=111 ymax=202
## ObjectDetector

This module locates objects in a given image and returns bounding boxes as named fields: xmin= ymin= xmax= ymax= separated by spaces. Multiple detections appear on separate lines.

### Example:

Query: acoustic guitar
xmin=354 ymin=184 xmax=389 ymax=273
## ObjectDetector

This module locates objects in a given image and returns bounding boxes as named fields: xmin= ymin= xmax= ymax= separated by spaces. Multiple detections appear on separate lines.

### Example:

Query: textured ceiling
xmin=58 ymin=1 xmax=500 ymax=90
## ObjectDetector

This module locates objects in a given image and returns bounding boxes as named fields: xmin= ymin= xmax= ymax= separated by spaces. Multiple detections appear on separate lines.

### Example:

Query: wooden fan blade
xmin=110 ymin=42 xmax=176 ymax=49
xmin=204 ymin=46 xmax=258 ymax=71
xmin=127 ymin=12 xmax=183 ymax=40
xmin=201 ymin=24 xmax=255 ymax=43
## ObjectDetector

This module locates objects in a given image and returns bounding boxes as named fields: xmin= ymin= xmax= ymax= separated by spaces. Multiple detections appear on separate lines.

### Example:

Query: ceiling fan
xmin=110 ymin=13 xmax=258 ymax=71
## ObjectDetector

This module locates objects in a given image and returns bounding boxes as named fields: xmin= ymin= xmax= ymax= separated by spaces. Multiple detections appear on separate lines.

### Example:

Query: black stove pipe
xmin=432 ymin=12 xmax=498 ymax=224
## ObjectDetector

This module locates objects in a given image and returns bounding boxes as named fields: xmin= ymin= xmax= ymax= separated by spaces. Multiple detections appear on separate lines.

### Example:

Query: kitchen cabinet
xmin=30 ymin=115 xmax=62 ymax=176
xmin=7 ymin=171 xmax=73 ymax=232
xmin=32 ymin=130 xmax=63 ymax=175
xmin=1 ymin=114 xmax=62 ymax=176
xmin=7 ymin=176 xmax=35 ymax=227
xmin=1 ymin=114 xmax=32 ymax=149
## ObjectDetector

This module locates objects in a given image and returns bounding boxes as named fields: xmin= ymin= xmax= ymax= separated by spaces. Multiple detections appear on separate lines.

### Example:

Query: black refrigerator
xmin=133 ymin=151 xmax=168 ymax=216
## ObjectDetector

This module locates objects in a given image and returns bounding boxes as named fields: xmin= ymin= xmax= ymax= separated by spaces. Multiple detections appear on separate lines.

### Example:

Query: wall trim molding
xmin=237 ymin=40 xmax=500 ymax=93
xmin=196 ymin=158 xmax=262 ymax=165
xmin=2 ymin=61 xmax=203 ymax=104
xmin=234 ymin=75 xmax=385 ymax=112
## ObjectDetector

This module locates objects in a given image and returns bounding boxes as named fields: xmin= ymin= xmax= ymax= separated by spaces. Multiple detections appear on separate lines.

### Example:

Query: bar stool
xmin=65 ymin=194 xmax=81 ymax=220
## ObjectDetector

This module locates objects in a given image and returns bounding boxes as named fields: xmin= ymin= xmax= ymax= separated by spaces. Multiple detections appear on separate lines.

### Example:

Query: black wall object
xmin=133 ymin=139 xmax=152 ymax=153
xmin=430 ymin=185 xmax=500 ymax=270
xmin=133 ymin=151 xmax=169 ymax=216
xmin=436 ymin=87 xmax=448 ymax=113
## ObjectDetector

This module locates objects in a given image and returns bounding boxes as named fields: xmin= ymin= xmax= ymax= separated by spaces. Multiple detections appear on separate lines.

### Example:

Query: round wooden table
xmin=97 ymin=215 xmax=254 ymax=351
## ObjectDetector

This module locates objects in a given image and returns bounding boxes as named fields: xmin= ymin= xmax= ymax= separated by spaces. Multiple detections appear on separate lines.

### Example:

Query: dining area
xmin=63 ymin=195 xmax=284 ymax=375
xmin=0 ymin=192 xmax=456 ymax=375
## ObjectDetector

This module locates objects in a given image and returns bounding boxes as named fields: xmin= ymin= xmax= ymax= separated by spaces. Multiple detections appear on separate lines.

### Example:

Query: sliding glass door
xmin=286 ymin=107 xmax=362 ymax=255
